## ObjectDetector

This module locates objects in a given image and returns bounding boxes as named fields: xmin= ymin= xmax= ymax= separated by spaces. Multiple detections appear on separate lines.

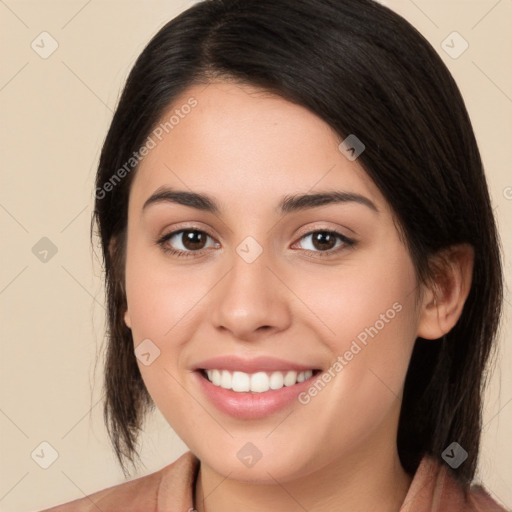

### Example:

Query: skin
xmin=122 ymin=81 xmax=474 ymax=511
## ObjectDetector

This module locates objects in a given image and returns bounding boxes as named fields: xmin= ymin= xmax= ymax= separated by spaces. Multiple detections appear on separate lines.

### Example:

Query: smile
xmin=192 ymin=355 xmax=324 ymax=418
xmin=202 ymin=369 xmax=319 ymax=393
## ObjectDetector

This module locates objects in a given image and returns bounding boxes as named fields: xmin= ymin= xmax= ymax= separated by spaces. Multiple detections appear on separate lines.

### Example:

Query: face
xmin=122 ymin=81 xmax=424 ymax=483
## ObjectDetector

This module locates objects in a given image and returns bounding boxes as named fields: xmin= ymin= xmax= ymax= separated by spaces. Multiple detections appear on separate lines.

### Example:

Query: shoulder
xmin=401 ymin=455 xmax=509 ymax=512
xmin=36 ymin=451 xmax=199 ymax=512
xmin=466 ymin=484 xmax=510 ymax=512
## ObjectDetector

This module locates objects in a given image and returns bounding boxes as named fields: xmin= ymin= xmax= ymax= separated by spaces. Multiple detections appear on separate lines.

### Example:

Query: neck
xmin=194 ymin=441 xmax=412 ymax=512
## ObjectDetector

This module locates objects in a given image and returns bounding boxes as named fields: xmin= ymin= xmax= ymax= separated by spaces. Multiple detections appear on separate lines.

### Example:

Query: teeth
xmin=203 ymin=369 xmax=314 ymax=392
xmin=221 ymin=370 xmax=232 ymax=389
xmin=284 ymin=371 xmax=297 ymax=386
xmin=232 ymin=371 xmax=250 ymax=392
xmin=250 ymin=372 xmax=269 ymax=393
xmin=269 ymin=371 xmax=284 ymax=390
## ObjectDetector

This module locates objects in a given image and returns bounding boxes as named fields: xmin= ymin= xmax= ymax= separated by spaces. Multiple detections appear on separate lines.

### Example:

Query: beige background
xmin=0 ymin=0 xmax=511 ymax=510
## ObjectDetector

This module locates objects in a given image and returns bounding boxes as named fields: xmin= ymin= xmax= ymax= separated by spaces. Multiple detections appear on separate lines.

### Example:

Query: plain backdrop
xmin=0 ymin=1 xmax=511 ymax=510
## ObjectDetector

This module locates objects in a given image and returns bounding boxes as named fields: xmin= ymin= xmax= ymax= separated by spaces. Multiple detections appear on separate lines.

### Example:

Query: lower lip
xmin=194 ymin=370 xmax=318 ymax=419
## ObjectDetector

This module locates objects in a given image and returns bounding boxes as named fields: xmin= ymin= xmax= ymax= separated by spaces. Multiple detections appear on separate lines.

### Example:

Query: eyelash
xmin=155 ymin=227 xmax=356 ymax=259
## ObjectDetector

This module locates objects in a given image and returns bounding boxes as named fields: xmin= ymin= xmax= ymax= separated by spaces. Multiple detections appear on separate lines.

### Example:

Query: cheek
xmin=296 ymin=247 xmax=419 ymax=407
xmin=123 ymin=244 xmax=213 ymax=406
xmin=294 ymin=244 xmax=418 ymax=352
xmin=124 ymin=240 xmax=207 ymax=340
xmin=296 ymin=294 xmax=418 ymax=462
xmin=124 ymin=254 xmax=198 ymax=424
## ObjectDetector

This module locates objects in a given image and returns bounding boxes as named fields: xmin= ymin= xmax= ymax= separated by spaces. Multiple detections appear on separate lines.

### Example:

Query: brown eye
xmin=157 ymin=228 xmax=217 ymax=258
xmin=310 ymin=232 xmax=338 ymax=251
xmin=180 ymin=230 xmax=208 ymax=250
xmin=294 ymin=229 xmax=355 ymax=258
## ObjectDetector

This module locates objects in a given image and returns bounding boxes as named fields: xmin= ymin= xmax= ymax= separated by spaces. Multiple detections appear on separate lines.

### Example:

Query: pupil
xmin=314 ymin=232 xmax=335 ymax=251
xmin=184 ymin=231 xmax=204 ymax=250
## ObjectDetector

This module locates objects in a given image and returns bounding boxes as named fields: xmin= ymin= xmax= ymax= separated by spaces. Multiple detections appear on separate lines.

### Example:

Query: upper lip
xmin=192 ymin=355 xmax=320 ymax=373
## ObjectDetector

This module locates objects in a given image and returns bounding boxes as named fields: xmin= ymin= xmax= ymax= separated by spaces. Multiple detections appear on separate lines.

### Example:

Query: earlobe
xmin=416 ymin=243 xmax=474 ymax=340
xmin=124 ymin=309 xmax=132 ymax=329
xmin=108 ymin=234 xmax=130 ymax=329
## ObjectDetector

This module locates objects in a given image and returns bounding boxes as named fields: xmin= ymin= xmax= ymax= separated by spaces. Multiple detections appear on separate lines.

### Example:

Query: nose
xmin=209 ymin=246 xmax=292 ymax=341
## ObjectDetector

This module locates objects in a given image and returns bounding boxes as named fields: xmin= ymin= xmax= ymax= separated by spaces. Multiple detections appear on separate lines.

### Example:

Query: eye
xmin=156 ymin=227 xmax=355 ymax=259
xmin=156 ymin=228 xmax=218 ymax=258
xmin=293 ymin=229 xmax=355 ymax=257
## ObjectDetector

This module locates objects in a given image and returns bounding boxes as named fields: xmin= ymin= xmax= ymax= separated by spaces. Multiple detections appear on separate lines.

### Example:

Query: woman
xmin=40 ymin=0 xmax=507 ymax=510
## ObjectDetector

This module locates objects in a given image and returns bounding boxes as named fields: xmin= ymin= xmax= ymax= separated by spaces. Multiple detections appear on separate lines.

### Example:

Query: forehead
xmin=129 ymin=80 xmax=385 ymax=215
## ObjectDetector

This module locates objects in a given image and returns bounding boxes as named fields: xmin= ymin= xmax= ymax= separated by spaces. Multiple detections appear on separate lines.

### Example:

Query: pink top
xmin=38 ymin=451 xmax=508 ymax=511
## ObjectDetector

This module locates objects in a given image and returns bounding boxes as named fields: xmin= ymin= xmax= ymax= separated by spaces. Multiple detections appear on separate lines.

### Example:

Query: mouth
xmin=198 ymin=368 xmax=322 ymax=393
xmin=191 ymin=355 xmax=324 ymax=418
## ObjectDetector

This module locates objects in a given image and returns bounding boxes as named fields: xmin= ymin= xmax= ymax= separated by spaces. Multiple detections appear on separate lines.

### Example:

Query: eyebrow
xmin=142 ymin=186 xmax=379 ymax=215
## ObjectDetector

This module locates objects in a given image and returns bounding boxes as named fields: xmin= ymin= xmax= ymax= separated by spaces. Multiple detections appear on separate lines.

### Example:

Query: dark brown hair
xmin=91 ymin=0 xmax=503 ymax=487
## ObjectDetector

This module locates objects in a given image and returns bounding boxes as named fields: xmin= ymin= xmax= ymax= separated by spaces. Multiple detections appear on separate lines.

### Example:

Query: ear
xmin=124 ymin=309 xmax=132 ymax=329
xmin=108 ymin=236 xmax=132 ymax=330
xmin=416 ymin=243 xmax=474 ymax=340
